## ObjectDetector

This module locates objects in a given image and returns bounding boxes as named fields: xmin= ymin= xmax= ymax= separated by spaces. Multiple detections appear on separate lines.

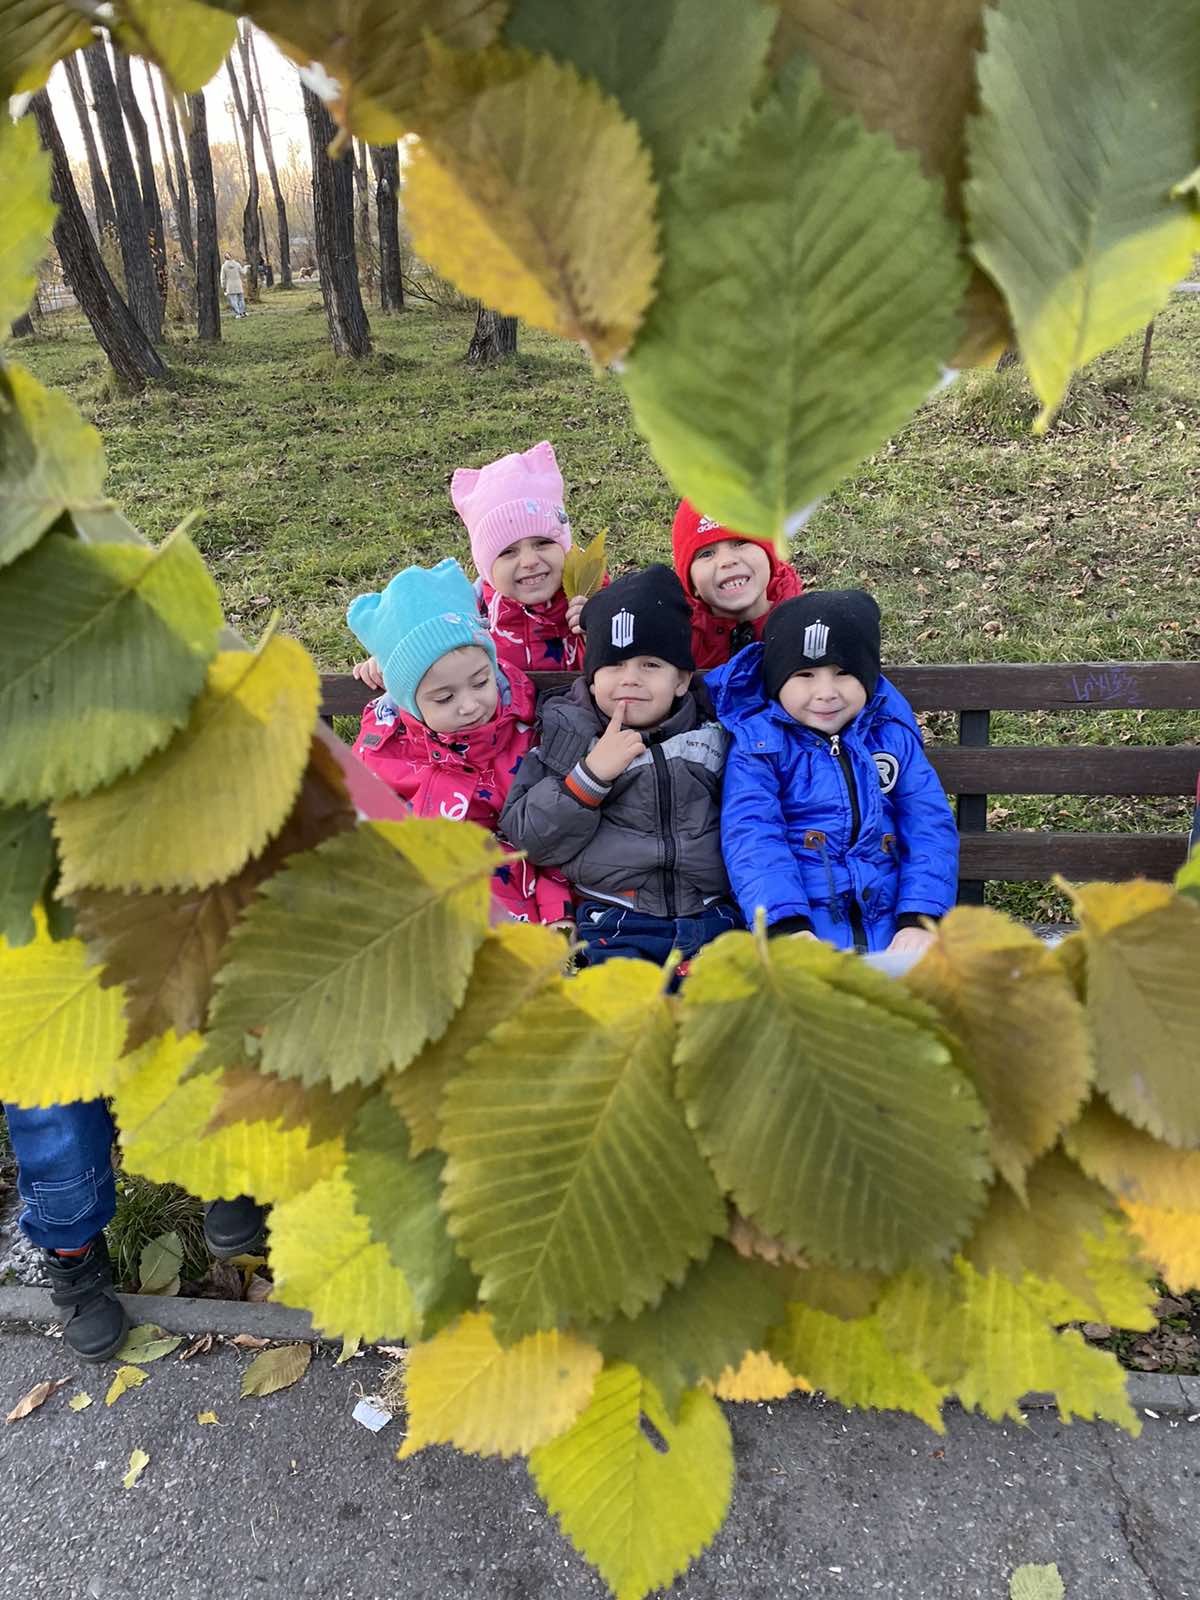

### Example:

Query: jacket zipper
xmin=651 ymin=742 xmax=677 ymax=919
xmin=828 ymin=732 xmax=867 ymax=952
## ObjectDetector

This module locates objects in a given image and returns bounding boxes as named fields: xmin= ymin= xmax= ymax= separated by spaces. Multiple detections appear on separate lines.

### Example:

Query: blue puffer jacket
xmin=707 ymin=645 xmax=959 ymax=951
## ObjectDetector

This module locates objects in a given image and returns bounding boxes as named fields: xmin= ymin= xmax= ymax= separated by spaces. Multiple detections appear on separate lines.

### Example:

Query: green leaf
xmin=69 ymin=735 xmax=355 ymax=1049
xmin=1069 ymin=880 xmax=1200 ymax=1147
xmin=111 ymin=0 xmax=237 ymax=93
xmin=0 ymin=915 xmax=126 ymax=1107
xmin=771 ymin=1300 xmax=949 ymax=1431
xmin=530 ymin=1365 xmax=733 ymax=1600
xmin=0 ymin=526 xmax=222 ymax=806
xmin=115 ymin=1323 xmax=183 ymax=1363
xmin=1175 ymin=841 xmax=1200 ymax=902
xmin=620 ymin=61 xmax=965 ymax=540
xmin=0 ymin=364 xmax=108 ymax=569
xmin=676 ymin=931 xmax=990 ymax=1271
xmin=344 ymin=1097 xmax=476 ymax=1338
xmin=965 ymin=0 xmax=1200 ymax=426
xmin=441 ymin=960 xmax=725 ymax=1341
xmin=54 ymin=635 xmax=317 ymax=893
xmin=505 ymin=0 xmax=775 ymax=174
xmin=905 ymin=907 xmax=1091 ymax=1195
xmin=1010 ymin=1565 xmax=1065 ymax=1600
xmin=0 ymin=804 xmax=53 ymax=947
xmin=138 ymin=1230 xmax=183 ymax=1294
xmin=0 ymin=4 xmax=92 ymax=98
xmin=239 ymin=1342 xmax=311 ymax=1398
xmin=200 ymin=818 xmax=496 ymax=1091
xmin=387 ymin=920 xmax=567 ymax=1153
xmin=595 ymin=1242 xmax=787 ymax=1418
xmin=0 ymin=120 xmax=55 ymax=334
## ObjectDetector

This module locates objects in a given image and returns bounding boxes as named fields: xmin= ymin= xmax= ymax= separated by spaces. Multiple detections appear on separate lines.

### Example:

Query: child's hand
xmin=352 ymin=655 xmax=384 ymax=690
xmin=565 ymin=594 xmax=588 ymax=636
xmin=587 ymin=704 xmax=644 ymax=783
xmin=887 ymin=926 xmax=936 ymax=957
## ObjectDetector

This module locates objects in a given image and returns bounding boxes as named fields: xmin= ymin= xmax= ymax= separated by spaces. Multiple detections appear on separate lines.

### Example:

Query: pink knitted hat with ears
xmin=450 ymin=440 xmax=572 ymax=585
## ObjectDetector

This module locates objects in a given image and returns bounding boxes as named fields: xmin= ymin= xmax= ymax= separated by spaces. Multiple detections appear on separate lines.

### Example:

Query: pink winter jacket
xmin=482 ymin=583 xmax=585 ymax=674
xmin=351 ymin=665 xmax=572 ymax=925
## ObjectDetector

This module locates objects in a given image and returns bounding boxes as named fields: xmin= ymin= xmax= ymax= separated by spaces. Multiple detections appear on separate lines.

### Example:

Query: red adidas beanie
xmin=671 ymin=498 xmax=778 ymax=599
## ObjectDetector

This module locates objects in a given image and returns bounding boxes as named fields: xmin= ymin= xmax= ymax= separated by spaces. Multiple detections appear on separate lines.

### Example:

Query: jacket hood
xmin=707 ymin=644 xmax=914 ymax=745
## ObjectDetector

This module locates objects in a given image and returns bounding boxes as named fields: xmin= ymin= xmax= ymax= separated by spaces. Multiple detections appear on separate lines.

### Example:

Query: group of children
xmin=348 ymin=441 xmax=960 ymax=971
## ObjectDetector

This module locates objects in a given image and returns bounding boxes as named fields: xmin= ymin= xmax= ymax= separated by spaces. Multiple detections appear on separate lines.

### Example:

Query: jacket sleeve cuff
xmin=895 ymin=911 xmax=942 ymax=931
xmin=562 ymin=759 xmax=611 ymax=809
xmin=768 ymin=915 xmax=814 ymax=938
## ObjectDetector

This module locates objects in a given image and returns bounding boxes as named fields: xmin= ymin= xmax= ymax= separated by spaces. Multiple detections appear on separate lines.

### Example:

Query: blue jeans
xmin=226 ymin=291 xmax=245 ymax=317
xmin=3 ymin=1100 xmax=117 ymax=1250
xmin=576 ymin=900 xmax=742 ymax=974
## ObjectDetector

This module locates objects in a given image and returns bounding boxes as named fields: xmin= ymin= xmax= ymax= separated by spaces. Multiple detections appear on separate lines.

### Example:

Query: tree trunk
xmin=246 ymin=24 xmax=291 ymax=288
xmin=467 ymin=305 xmax=517 ymax=364
xmin=369 ymin=143 xmax=404 ymax=312
xmin=11 ymin=312 xmax=35 ymax=338
xmin=30 ymin=91 xmax=169 ymax=389
xmin=996 ymin=346 xmax=1020 ymax=371
xmin=164 ymin=90 xmax=195 ymax=269
xmin=226 ymin=46 xmax=260 ymax=301
xmin=302 ymin=85 xmax=371 ymax=358
xmin=258 ymin=207 xmax=273 ymax=284
xmin=62 ymin=51 xmax=117 ymax=240
xmin=82 ymin=41 xmax=162 ymax=342
xmin=353 ymin=139 xmax=374 ymax=298
xmin=145 ymin=60 xmax=194 ymax=271
xmin=112 ymin=48 xmax=167 ymax=317
xmin=1139 ymin=320 xmax=1155 ymax=388
xmin=185 ymin=89 xmax=221 ymax=343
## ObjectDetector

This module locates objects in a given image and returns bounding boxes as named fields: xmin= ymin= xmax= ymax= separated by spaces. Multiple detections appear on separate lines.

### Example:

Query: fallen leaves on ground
xmin=240 ymin=1342 xmax=311 ymax=1398
xmin=336 ymin=1335 xmax=361 ymax=1365
xmin=106 ymin=1366 xmax=150 ymax=1406
xmin=197 ymin=1410 xmax=219 ymax=1424
xmin=5 ymin=1376 xmax=68 ymax=1423
xmin=138 ymin=1230 xmax=183 ymax=1295
xmin=229 ymin=1333 xmax=269 ymax=1350
xmin=179 ymin=1332 xmax=215 ymax=1361
xmin=68 ymin=1392 xmax=93 ymax=1411
xmin=115 ymin=1324 xmax=183 ymax=1364
xmin=122 ymin=1448 xmax=150 ymax=1489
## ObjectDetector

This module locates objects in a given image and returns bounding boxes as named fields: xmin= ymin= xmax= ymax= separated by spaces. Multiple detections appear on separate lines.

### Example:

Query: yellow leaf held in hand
xmin=68 ymin=1392 xmax=93 ymax=1412
xmin=197 ymin=1411 xmax=219 ymax=1425
xmin=407 ymin=47 xmax=659 ymax=364
xmin=122 ymin=1448 xmax=150 ymax=1489
xmin=561 ymin=531 xmax=608 ymax=601
xmin=399 ymin=1310 xmax=602 ymax=1459
xmin=106 ymin=1366 xmax=149 ymax=1406
xmin=5 ymin=1376 xmax=68 ymax=1423
xmin=239 ymin=1343 xmax=312 ymax=1398
xmin=54 ymin=635 xmax=319 ymax=894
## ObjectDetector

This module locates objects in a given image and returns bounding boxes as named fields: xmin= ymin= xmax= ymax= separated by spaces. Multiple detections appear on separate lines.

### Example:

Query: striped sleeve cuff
xmin=562 ymin=759 xmax=611 ymax=808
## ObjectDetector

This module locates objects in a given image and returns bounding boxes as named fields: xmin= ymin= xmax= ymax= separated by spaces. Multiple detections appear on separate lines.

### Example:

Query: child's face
xmin=491 ymin=536 xmax=566 ymax=606
xmin=414 ymin=645 xmax=499 ymax=734
xmin=778 ymin=665 xmax=867 ymax=735
xmin=688 ymin=539 xmax=772 ymax=618
xmin=592 ymin=656 xmax=691 ymax=729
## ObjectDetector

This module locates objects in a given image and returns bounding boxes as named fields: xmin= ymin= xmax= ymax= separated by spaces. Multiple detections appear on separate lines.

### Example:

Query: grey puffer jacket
xmin=499 ymin=679 xmax=731 ymax=919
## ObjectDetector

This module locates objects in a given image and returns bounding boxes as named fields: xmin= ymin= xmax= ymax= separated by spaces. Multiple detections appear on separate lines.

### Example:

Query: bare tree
xmin=302 ymin=84 xmax=371 ymax=357
xmin=245 ymin=24 xmax=291 ymax=288
xmin=225 ymin=45 xmax=260 ymax=300
xmin=467 ymin=305 xmax=517 ymax=364
xmin=112 ymin=48 xmax=167 ymax=314
xmin=144 ymin=61 xmax=194 ymax=271
xmin=61 ymin=52 xmax=117 ymax=240
xmin=81 ymin=41 xmax=162 ymax=341
xmin=186 ymin=89 xmax=221 ymax=342
xmin=30 ymin=91 xmax=168 ymax=389
xmin=353 ymin=139 xmax=374 ymax=298
xmin=369 ymin=143 xmax=404 ymax=312
xmin=164 ymin=93 xmax=195 ymax=267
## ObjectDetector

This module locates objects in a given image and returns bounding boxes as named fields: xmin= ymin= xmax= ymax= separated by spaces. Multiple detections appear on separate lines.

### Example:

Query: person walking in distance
xmin=220 ymin=254 xmax=248 ymax=318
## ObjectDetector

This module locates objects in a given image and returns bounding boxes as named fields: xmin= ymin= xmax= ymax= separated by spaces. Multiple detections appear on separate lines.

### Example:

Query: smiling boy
xmin=672 ymin=498 xmax=804 ymax=668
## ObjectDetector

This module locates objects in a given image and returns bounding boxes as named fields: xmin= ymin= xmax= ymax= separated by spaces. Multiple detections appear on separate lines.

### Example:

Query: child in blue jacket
xmin=708 ymin=590 xmax=958 ymax=955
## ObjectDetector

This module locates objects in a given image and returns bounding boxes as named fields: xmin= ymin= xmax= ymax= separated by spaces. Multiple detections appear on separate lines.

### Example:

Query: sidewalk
xmin=1 ymin=1313 xmax=1197 ymax=1600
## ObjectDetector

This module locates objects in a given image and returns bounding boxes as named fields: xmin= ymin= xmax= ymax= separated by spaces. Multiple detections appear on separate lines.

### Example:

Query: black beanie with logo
xmin=762 ymin=590 xmax=882 ymax=703
xmin=582 ymin=564 xmax=695 ymax=681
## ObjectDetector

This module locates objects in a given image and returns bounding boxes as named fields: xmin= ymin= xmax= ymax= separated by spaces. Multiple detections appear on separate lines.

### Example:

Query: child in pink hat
xmin=352 ymin=441 xmax=591 ymax=688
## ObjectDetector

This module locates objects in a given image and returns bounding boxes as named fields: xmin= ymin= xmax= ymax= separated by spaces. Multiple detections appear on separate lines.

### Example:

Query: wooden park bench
xmin=320 ymin=661 xmax=1200 ymax=903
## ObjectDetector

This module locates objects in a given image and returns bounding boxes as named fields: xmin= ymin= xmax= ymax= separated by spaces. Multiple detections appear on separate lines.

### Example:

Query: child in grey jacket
xmin=499 ymin=566 xmax=741 ymax=969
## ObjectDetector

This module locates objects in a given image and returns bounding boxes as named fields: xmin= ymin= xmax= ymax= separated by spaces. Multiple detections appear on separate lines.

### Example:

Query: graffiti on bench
xmin=1071 ymin=667 xmax=1139 ymax=706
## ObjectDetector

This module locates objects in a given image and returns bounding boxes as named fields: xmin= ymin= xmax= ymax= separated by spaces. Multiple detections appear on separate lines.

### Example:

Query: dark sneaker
xmin=42 ymin=1237 xmax=129 ymax=1362
xmin=203 ymin=1196 xmax=266 ymax=1260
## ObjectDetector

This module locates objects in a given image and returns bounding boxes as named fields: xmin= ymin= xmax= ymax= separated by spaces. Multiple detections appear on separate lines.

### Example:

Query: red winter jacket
xmin=482 ymin=583 xmax=585 ymax=674
xmin=688 ymin=562 xmax=805 ymax=670
xmin=351 ymin=666 xmax=572 ymax=925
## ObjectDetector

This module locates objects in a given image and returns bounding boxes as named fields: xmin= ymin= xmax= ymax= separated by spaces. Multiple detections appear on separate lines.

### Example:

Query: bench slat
xmin=930 ymin=744 xmax=1200 ymax=796
xmin=958 ymin=831 xmax=1187 ymax=881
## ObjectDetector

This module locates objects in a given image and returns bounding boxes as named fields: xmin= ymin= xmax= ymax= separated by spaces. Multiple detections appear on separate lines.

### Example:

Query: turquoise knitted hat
xmin=346 ymin=558 xmax=499 ymax=718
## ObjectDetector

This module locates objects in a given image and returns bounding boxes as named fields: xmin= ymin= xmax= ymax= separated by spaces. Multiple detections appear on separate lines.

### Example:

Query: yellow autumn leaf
xmin=112 ymin=1031 xmax=344 ymax=1206
xmin=1119 ymin=1203 xmax=1200 ymax=1295
xmin=197 ymin=1410 xmax=219 ymax=1424
xmin=710 ymin=1350 xmax=810 ymax=1403
xmin=1065 ymin=1095 xmax=1200 ymax=1211
xmin=68 ymin=1392 xmax=93 ymax=1412
xmin=774 ymin=1302 xmax=949 ymax=1432
xmin=0 ymin=911 xmax=126 ymax=1108
xmin=561 ymin=530 xmax=608 ymax=601
xmin=54 ymin=636 xmax=319 ymax=894
xmin=400 ymin=1310 xmax=601 ymax=1460
xmin=407 ymin=46 xmax=659 ymax=364
xmin=122 ymin=1447 xmax=150 ymax=1488
xmin=106 ymin=1366 xmax=149 ymax=1406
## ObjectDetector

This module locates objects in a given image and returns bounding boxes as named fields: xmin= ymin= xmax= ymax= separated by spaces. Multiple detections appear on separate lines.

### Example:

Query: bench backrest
xmin=320 ymin=662 xmax=1200 ymax=895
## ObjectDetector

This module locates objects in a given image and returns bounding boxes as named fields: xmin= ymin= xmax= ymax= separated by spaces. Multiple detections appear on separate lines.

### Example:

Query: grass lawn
xmin=14 ymin=288 xmax=1200 ymax=920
